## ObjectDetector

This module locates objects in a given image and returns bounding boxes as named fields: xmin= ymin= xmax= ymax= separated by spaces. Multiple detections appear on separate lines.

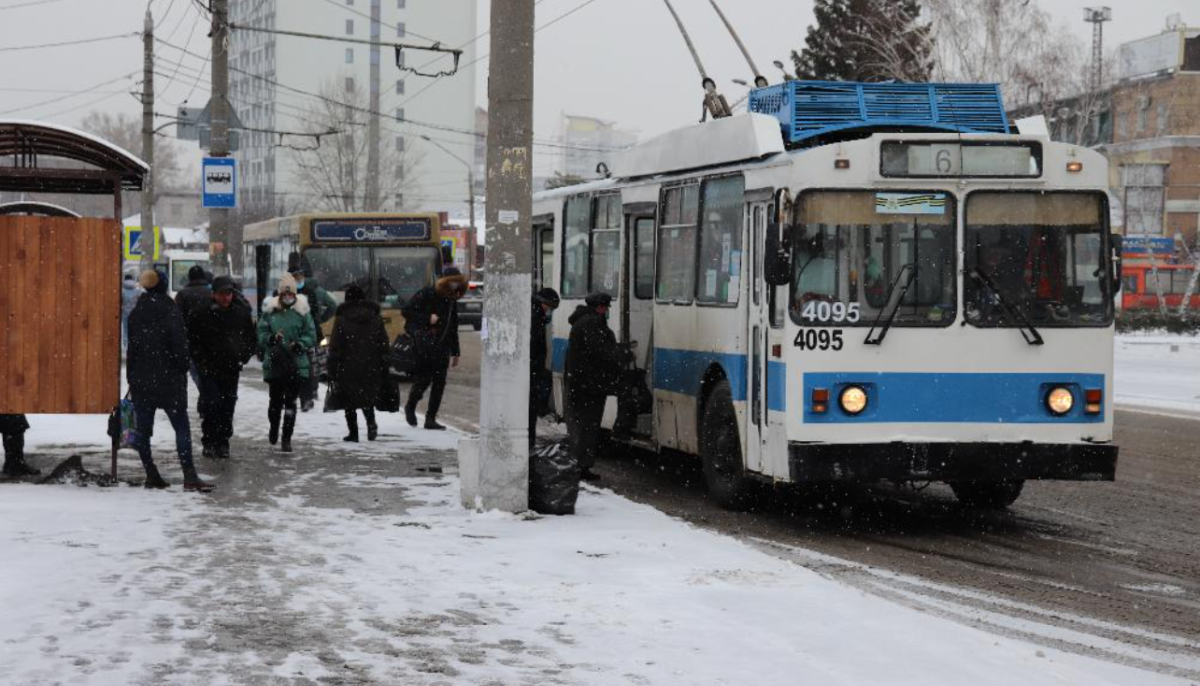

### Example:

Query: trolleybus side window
xmin=965 ymin=192 xmax=1112 ymax=327
xmin=696 ymin=175 xmax=745 ymax=305
xmin=591 ymin=195 xmax=622 ymax=297
xmin=634 ymin=217 xmax=655 ymax=299
xmin=657 ymin=184 xmax=699 ymax=303
xmin=561 ymin=197 xmax=591 ymax=298
xmin=791 ymin=190 xmax=957 ymax=327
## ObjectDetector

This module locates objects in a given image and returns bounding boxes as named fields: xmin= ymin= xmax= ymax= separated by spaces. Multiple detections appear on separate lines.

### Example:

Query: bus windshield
xmin=964 ymin=192 xmax=1111 ymax=327
xmin=791 ymin=190 xmax=957 ymax=327
xmin=304 ymin=245 xmax=440 ymax=307
xmin=377 ymin=247 xmax=440 ymax=307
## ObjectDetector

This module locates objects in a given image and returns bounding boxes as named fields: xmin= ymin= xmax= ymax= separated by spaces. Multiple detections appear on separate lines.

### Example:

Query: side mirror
xmin=1110 ymin=233 xmax=1124 ymax=295
xmin=764 ymin=222 xmax=792 ymax=287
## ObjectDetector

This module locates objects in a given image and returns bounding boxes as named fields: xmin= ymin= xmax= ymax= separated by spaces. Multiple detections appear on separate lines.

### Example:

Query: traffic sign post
xmin=123 ymin=224 xmax=161 ymax=261
xmin=202 ymin=157 xmax=237 ymax=209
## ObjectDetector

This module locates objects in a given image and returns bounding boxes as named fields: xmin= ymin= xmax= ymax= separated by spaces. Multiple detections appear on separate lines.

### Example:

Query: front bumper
xmin=787 ymin=442 xmax=1118 ymax=483
xmin=458 ymin=302 xmax=482 ymax=326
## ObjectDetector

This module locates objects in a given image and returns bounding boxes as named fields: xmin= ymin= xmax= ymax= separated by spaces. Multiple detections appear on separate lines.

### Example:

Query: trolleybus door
xmin=745 ymin=199 xmax=772 ymax=473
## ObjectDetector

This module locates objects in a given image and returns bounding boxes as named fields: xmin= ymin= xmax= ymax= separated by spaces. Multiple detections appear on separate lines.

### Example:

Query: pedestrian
xmin=1 ymin=414 xmax=39 ymax=478
xmin=288 ymin=254 xmax=337 ymax=412
xmin=187 ymin=275 xmax=258 ymax=459
xmin=529 ymin=287 xmax=561 ymax=451
xmin=121 ymin=273 xmax=141 ymax=353
xmin=402 ymin=267 xmax=468 ymax=431
xmin=327 ymin=284 xmax=390 ymax=442
xmin=126 ymin=270 xmax=213 ymax=492
xmin=564 ymin=292 xmax=622 ymax=482
xmin=258 ymin=273 xmax=317 ymax=453
xmin=174 ymin=264 xmax=212 ymax=322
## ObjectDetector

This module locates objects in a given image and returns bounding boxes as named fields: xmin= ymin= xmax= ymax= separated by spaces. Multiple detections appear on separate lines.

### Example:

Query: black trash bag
xmin=529 ymin=440 xmax=580 ymax=516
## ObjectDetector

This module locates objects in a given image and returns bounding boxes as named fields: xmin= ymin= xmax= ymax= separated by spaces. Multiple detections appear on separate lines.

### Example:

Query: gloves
xmin=290 ymin=342 xmax=304 ymax=355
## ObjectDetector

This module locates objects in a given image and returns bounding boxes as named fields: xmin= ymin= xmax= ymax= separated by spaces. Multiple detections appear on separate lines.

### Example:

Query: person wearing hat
xmin=327 ymin=284 xmax=390 ymax=442
xmin=258 ymin=273 xmax=317 ymax=453
xmin=564 ymin=292 xmax=622 ymax=481
xmin=529 ymin=287 xmax=561 ymax=451
xmin=402 ymin=267 xmax=469 ymax=430
xmin=287 ymin=253 xmax=338 ymax=412
xmin=174 ymin=264 xmax=212 ymax=323
xmin=126 ymin=270 xmax=213 ymax=492
xmin=1 ymin=414 xmax=39 ymax=478
xmin=187 ymin=275 xmax=258 ymax=459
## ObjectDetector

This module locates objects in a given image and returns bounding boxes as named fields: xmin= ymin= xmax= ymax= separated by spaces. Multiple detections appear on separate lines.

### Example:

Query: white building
xmin=229 ymin=0 xmax=478 ymax=215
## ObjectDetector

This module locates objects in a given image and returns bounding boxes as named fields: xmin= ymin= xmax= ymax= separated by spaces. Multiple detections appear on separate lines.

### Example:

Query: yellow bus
xmin=242 ymin=212 xmax=445 ymax=344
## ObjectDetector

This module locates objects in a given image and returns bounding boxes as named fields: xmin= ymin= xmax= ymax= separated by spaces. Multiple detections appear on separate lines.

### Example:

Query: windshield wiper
xmin=864 ymin=263 xmax=917 ymax=346
xmin=968 ymin=266 xmax=1044 ymax=346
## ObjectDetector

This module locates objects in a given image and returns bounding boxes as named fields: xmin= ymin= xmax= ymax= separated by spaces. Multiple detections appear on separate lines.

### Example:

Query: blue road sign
xmin=202 ymin=157 xmax=237 ymax=209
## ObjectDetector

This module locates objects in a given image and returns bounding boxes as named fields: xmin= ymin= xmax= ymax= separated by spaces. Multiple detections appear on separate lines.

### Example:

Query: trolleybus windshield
xmin=964 ymin=192 xmax=1111 ymax=327
xmin=302 ymin=245 xmax=440 ymax=307
xmin=791 ymin=190 xmax=956 ymax=327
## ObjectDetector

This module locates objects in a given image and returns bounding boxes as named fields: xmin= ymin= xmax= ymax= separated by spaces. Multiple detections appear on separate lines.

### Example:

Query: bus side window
xmin=657 ymin=184 xmax=699 ymax=303
xmin=562 ymin=197 xmax=591 ymax=298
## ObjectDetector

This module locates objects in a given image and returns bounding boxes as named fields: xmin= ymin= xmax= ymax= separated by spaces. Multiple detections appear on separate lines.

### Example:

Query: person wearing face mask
xmin=529 ymin=287 xmax=560 ymax=451
xmin=258 ymin=274 xmax=317 ymax=453
xmin=402 ymin=267 xmax=468 ymax=431
xmin=187 ymin=276 xmax=258 ymax=459
xmin=287 ymin=254 xmax=337 ymax=413
xmin=563 ymin=292 xmax=622 ymax=481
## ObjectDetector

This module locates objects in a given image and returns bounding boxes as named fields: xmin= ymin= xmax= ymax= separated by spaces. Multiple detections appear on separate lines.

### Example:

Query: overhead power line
xmin=0 ymin=31 xmax=139 ymax=52
xmin=0 ymin=71 xmax=137 ymax=116
xmin=227 ymin=23 xmax=463 ymax=77
xmin=0 ymin=0 xmax=70 ymax=10
xmin=311 ymin=0 xmax=447 ymax=47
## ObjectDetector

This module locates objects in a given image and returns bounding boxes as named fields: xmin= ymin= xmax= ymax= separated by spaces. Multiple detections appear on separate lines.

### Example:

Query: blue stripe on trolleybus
xmin=803 ymin=372 xmax=1106 ymax=424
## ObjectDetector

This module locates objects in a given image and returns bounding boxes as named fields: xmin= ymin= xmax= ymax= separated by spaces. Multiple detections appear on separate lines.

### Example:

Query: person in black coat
xmin=187 ymin=275 xmax=257 ymax=460
xmin=174 ymin=265 xmax=212 ymax=322
xmin=529 ymin=287 xmax=560 ymax=451
xmin=328 ymin=284 xmax=390 ymax=442
xmin=1 ymin=414 xmax=39 ymax=477
xmin=127 ymin=270 xmax=213 ymax=492
xmin=564 ymin=292 xmax=622 ymax=481
xmin=402 ymin=267 xmax=468 ymax=431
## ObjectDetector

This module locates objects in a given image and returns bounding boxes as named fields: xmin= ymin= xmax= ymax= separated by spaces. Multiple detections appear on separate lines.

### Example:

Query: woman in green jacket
xmin=258 ymin=273 xmax=316 ymax=453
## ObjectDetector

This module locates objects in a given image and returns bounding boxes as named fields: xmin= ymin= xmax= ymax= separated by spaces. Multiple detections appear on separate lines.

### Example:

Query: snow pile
xmin=1114 ymin=332 xmax=1200 ymax=415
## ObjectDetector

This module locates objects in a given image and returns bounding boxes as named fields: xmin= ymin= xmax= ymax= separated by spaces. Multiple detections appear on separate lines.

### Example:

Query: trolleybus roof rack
xmin=748 ymin=81 xmax=1012 ymax=148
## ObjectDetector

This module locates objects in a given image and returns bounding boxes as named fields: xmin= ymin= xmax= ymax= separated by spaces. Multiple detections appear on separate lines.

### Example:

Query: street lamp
xmin=419 ymin=134 xmax=477 ymax=241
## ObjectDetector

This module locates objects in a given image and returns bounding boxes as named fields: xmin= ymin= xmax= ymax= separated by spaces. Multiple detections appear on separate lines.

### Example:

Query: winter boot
xmin=367 ymin=422 xmax=378 ymax=442
xmin=2 ymin=435 xmax=40 ymax=477
xmin=215 ymin=443 xmax=231 ymax=460
xmin=268 ymin=407 xmax=281 ymax=445
xmin=343 ymin=411 xmax=359 ymax=443
xmin=143 ymin=463 xmax=170 ymax=489
xmin=423 ymin=419 xmax=446 ymax=431
xmin=201 ymin=442 xmax=216 ymax=459
xmin=281 ymin=410 xmax=296 ymax=453
xmin=404 ymin=402 xmax=418 ymax=428
xmin=182 ymin=468 xmax=214 ymax=493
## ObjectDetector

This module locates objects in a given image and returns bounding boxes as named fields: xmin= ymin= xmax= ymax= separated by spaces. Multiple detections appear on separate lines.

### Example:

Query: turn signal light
xmin=812 ymin=388 xmax=829 ymax=414
xmin=1085 ymin=388 xmax=1102 ymax=415
xmin=1066 ymin=161 xmax=1084 ymax=173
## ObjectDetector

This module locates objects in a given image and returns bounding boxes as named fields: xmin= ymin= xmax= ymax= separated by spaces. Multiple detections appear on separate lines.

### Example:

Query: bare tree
xmin=291 ymin=78 xmax=423 ymax=212
xmin=81 ymin=111 xmax=187 ymax=191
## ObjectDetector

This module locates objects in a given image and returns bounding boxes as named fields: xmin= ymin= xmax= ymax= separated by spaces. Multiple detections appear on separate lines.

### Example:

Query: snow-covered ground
xmin=3 ymin=379 xmax=1198 ymax=684
xmin=1114 ymin=332 xmax=1200 ymax=416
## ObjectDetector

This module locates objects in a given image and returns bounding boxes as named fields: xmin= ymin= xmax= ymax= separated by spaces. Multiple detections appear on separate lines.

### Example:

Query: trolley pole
xmin=140 ymin=6 xmax=155 ymax=265
xmin=208 ymin=0 xmax=231 ymax=274
xmin=459 ymin=0 xmax=534 ymax=512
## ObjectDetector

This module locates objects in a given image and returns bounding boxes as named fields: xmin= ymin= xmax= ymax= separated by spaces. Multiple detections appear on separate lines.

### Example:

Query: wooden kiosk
xmin=0 ymin=120 xmax=148 ymax=476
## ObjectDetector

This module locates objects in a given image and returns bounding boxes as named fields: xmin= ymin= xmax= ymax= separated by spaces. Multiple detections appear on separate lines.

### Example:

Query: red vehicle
xmin=1121 ymin=262 xmax=1200 ymax=310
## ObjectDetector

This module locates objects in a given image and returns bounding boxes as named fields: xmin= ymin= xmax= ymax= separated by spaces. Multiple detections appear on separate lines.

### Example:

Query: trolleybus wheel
xmin=700 ymin=379 xmax=757 ymax=511
xmin=950 ymin=480 xmax=1025 ymax=509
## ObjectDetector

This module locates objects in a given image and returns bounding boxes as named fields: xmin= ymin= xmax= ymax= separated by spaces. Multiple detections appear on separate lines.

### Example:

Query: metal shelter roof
xmin=0 ymin=119 xmax=148 ymax=195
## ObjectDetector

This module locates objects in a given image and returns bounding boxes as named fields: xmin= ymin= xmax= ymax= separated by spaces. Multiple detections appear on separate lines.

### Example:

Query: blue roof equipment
xmin=749 ymin=81 xmax=1011 ymax=146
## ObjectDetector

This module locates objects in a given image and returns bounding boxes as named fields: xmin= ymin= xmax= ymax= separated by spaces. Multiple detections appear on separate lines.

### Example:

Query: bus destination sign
xmin=312 ymin=218 xmax=431 ymax=242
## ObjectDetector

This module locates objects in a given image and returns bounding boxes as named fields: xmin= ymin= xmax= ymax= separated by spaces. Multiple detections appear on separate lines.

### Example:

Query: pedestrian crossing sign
xmin=123 ymin=224 xmax=161 ymax=260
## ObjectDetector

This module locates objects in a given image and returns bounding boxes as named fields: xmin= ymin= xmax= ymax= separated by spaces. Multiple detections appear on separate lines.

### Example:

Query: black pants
xmin=2 ymin=431 xmax=24 ymax=464
xmin=269 ymin=377 xmax=303 ymax=417
xmin=345 ymin=407 xmax=376 ymax=432
xmin=198 ymin=371 xmax=240 ymax=449
xmin=408 ymin=361 xmax=448 ymax=420
xmin=566 ymin=393 xmax=606 ymax=471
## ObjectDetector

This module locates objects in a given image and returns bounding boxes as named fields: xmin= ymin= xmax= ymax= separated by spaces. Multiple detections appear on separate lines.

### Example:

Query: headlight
xmin=1046 ymin=387 xmax=1074 ymax=415
xmin=839 ymin=386 xmax=868 ymax=415
xmin=319 ymin=337 xmax=328 ymax=347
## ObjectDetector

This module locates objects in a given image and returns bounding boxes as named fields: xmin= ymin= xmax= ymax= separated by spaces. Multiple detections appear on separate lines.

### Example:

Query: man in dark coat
xmin=564 ymin=292 xmax=622 ymax=481
xmin=127 ymin=270 xmax=213 ymax=492
xmin=402 ymin=267 xmax=468 ymax=430
xmin=174 ymin=264 xmax=212 ymax=322
xmin=1 ymin=414 xmax=39 ymax=477
xmin=288 ymin=254 xmax=338 ymax=412
xmin=328 ymin=284 xmax=390 ymax=442
xmin=529 ymin=287 xmax=560 ymax=451
xmin=187 ymin=275 xmax=257 ymax=459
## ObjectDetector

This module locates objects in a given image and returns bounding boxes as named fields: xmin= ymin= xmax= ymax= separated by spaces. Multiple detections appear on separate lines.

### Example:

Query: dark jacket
xmin=402 ymin=278 xmax=463 ymax=364
xmin=127 ymin=289 xmax=190 ymax=410
xmin=531 ymin=299 xmax=552 ymax=376
xmin=187 ymin=299 xmax=257 ymax=377
xmin=175 ymin=278 xmax=211 ymax=323
xmin=564 ymin=304 xmax=621 ymax=400
xmin=0 ymin=414 xmax=29 ymax=436
xmin=328 ymin=300 xmax=390 ymax=409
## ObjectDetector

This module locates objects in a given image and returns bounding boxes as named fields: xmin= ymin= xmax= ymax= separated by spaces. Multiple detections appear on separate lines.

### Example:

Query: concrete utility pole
xmin=209 ymin=0 xmax=231 ymax=274
xmin=459 ymin=0 xmax=534 ymax=513
xmin=140 ymin=6 xmax=155 ymax=265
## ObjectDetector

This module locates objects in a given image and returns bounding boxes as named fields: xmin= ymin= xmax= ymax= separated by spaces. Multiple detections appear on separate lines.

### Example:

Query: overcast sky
xmin=0 ymin=0 xmax=1195 ymax=177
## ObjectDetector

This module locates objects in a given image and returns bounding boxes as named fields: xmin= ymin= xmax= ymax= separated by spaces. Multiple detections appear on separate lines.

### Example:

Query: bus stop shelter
xmin=0 ymin=120 xmax=147 ymax=475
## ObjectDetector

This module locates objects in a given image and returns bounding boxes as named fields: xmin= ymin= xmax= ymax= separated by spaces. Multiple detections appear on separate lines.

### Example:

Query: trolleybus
xmin=535 ymin=81 xmax=1121 ymax=509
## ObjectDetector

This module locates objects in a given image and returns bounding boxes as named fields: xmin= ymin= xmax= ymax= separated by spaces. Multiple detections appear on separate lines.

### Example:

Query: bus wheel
xmin=950 ymin=480 xmax=1025 ymax=509
xmin=700 ymin=380 xmax=757 ymax=511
